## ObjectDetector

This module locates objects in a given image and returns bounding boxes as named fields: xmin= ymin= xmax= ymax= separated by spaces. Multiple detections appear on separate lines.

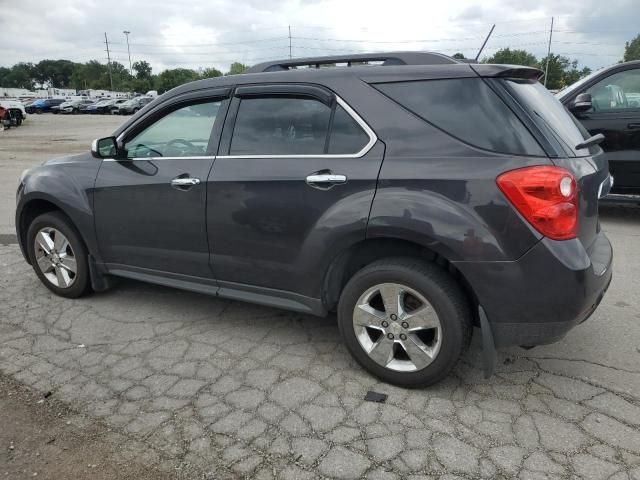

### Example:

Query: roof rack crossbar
xmin=246 ymin=51 xmax=459 ymax=73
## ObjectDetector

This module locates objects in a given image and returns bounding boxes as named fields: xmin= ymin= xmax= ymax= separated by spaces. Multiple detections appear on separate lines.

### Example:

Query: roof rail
xmin=245 ymin=51 xmax=459 ymax=73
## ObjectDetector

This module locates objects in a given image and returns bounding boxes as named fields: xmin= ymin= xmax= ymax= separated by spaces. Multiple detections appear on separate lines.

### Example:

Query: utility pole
xmin=475 ymin=24 xmax=495 ymax=61
xmin=288 ymin=25 xmax=292 ymax=59
xmin=104 ymin=32 xmax=114 ymax=91
xmin=123 ymin=30 xmax=132 ymax=74
xmin=544 ymin=17 xmax=554 ymax=87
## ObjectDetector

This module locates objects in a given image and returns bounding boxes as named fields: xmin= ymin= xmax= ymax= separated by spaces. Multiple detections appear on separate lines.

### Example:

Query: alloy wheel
xmin=352 ymin=283 xmax=442 ymax=372
xmin=34 ymin=227 xmax=77 ymax=288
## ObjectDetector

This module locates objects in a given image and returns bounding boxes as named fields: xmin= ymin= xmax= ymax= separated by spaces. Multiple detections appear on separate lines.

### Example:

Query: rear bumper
xmin=454 ymin=231 xmax=613 ymax=347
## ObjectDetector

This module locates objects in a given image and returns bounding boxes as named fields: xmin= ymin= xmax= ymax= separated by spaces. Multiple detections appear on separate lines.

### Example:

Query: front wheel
xmin=337 ymin=257 xmax=472 ymax=387
xmin=26 ymin=212 xmax=91 ymax=298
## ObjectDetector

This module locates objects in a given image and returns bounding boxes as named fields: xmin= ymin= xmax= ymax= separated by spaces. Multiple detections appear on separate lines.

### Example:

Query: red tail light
xmin=497 ymin=166 xmax=578 ymax=240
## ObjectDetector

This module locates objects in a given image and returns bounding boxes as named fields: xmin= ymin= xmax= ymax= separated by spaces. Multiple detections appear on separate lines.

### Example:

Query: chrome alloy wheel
xmin=352 ymin=283 xmax=442 ymax=372
xmin=34 ymin=227 xmax=77 ymax=288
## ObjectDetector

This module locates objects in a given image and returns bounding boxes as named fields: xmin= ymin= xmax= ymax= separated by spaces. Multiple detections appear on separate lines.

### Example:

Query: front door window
xmin=125 ymin=101 xmax=221 ymax=158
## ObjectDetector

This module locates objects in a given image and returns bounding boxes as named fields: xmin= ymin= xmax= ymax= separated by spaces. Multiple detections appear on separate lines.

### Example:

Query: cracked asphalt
xmin=1 ymin=116 xmax=640 ymax=479
xmin=1 ymin=206 xmax=639 ymax=479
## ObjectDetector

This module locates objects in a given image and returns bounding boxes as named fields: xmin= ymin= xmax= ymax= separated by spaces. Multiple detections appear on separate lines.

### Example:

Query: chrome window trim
xmin=114 ymin=95 xmax=377 ymax=161
xmin=102 ymin=156 xmax=215 ymax=162
xmin=219 ymin=96 xmax=377 ymax=159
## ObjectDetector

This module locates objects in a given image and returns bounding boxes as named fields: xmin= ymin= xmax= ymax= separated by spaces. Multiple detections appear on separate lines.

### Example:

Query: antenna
xmin=544 ymin=17 xmax=554 ymax=87
xmin=475 ymin=24 xmax=495 ymax=61
xmin=288 ymin=25 xmax=292 ymax=59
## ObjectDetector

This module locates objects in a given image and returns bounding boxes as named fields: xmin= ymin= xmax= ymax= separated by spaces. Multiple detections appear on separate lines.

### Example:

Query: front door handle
xmin=171 ymin=176 xmax=201 ymax=189
xmin=628 ymin=123 xmax=640 ymax=129
xmin=305 ymin=173 xmax=347 ymax=190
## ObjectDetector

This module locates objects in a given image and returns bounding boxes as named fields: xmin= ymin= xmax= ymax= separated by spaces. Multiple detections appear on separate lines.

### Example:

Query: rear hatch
xmin=489 ymin=72 xmax=610 ymax=250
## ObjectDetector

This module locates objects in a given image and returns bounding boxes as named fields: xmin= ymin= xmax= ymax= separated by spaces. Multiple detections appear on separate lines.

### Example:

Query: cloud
xmin=0 ymin=0 xmax=636 ymax=74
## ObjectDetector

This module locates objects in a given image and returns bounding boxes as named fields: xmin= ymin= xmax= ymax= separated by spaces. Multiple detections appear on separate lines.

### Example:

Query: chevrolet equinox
xmin=16 ymin=52 xmax=613 ymax=387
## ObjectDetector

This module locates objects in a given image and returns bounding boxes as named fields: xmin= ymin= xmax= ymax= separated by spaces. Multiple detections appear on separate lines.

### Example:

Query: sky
xmin=0 ymin=0 xmax=638 ymax=75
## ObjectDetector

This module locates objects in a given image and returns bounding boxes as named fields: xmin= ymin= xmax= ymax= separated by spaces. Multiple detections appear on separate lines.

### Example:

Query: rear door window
xmin=328 ymin=105 xmax=370 ymax=154
xmin=375 ymin=78 xmax=544 ymax=156
xmin=230 ymin=97 xmax=331 ymax=155
xmin=228 ymin=94 xmax=372 ymax=156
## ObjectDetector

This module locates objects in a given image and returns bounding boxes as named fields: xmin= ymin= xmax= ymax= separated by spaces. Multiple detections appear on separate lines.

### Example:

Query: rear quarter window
xmin=374 ymin=78 xmax=545 ymax=156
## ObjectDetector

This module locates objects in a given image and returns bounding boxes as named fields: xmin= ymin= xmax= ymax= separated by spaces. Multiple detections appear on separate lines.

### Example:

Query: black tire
xmin=337 ymin=257 xmax=472 ymax=388
xmin=26 ymin=211 xmax=91 ymax=298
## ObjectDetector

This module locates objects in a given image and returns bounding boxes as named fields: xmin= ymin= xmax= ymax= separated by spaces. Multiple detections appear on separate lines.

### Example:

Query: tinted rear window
xmin=503 ymin=79 xmax=589 ymax=157
xmin=328 ymin=105 xmax=370 ymax=154
xmin=375 ymin=78 xmax=544 ymax=156
xmin=230 ymin=97 xmax=331 ymax=155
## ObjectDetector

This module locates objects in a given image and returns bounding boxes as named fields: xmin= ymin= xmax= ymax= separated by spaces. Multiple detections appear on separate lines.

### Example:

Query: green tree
xmin=538 ymin=54 xmax=591 ymax=90
xmin=33 ymin=59 xmax=76 ymax=88
xmin=0 ymin=63 xmax=36 ymax=89
xmin=624 ymin=34 xmax=640 ymax=62
xmin=452 ymin=52 xmax=466 ymax=60
xmin=109 ymin=61 xmax=132 ymax=90
xmin=132 ymin=60 xmax=153 ymax=79
xmin=155 ymin=68 xmax=200 ymax=93
xmin=483 ymin=48 xmax=538 ymax=67
xmin=201 ymin=67 xmax=222 ymax=78
xmin=226 ymin=62 xmax=248 ymax=75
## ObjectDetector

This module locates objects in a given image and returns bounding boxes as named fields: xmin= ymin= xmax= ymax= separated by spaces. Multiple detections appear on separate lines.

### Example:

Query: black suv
xmin=16 ymin=52 xmax=613 ymax=387
xmin=557 ymin=60 xmax=640 ymax=197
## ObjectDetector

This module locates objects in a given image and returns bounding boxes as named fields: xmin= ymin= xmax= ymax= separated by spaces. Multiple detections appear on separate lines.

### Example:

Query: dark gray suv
xmin=16 ymin=52 xmax=613 ymax=387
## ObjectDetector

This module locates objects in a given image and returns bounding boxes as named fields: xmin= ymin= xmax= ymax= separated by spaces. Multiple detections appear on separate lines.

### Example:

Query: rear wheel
xmin=337 ymin=257 xmax=472 ymax=387
xmin=26 ymin=212 xmax=91 ymax=298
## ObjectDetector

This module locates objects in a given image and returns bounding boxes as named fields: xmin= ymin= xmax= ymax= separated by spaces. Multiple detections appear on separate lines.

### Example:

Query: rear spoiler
xmin=470 ymin=64 xmax=544 ymax=81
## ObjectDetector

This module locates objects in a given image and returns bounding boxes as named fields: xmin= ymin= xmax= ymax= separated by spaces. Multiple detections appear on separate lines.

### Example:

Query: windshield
xmin=502 ymin=79 xmax=590 ymax=157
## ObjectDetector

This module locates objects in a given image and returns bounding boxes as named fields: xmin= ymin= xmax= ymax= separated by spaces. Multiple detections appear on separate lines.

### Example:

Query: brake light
xmin=497 ymin=166 xmax=578 ymax=240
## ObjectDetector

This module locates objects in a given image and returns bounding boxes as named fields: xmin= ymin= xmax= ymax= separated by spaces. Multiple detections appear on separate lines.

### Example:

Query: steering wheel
xmin=163 ymin=138 xmax=198 ymax=157
xmin=128 ymin=143 xmax=163 ymax=158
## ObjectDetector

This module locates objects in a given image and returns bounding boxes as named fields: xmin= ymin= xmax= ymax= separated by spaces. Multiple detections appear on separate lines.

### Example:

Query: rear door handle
xmin=628 ymin=123 xmax=640 ymax=129
xmin=305 ymin=173 xmax=347 ymax=189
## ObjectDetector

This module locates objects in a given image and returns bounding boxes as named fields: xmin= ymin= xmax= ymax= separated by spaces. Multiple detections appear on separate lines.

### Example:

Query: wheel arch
xmin=17 ymin=196 xmax=90 ymax=265
xmin=322 ymin=236 xmax=479 ymax=321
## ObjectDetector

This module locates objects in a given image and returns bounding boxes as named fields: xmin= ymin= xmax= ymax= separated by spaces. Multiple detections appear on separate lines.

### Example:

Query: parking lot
xmin=1 ymin=114 xmax=640 ymax=479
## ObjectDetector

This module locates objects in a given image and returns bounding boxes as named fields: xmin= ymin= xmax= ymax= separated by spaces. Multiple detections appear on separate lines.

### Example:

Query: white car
xmin=0 ymin=100 xmax=27 ymax=125
xmin=59 ymin=99 xmax=95 ymax=114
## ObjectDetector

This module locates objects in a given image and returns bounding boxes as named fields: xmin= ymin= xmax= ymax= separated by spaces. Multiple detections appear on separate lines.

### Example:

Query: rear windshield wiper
xmin=575 ymin=133 xmax=605 ymax=150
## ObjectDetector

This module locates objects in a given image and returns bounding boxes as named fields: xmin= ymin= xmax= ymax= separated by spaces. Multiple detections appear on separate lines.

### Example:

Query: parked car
xmin=83 ymin=99 xmax=115 ymax=114
xmin=59 ymin=99 xmax=95 ymax=114
xmin=115 ymin=96 xmax=154 ymax=115
xmin=557 ymin=60 xmax=640 ymax=197
xmin=107 ymin=99 xmax=129 ymax=115
xmin=0 ymin=100 xmax=27 ymax=125
xmin=16 ymin=52 xmax=612 ymax=387
xmin=25 ymin=98 xmax=65 ymax=114
xmin=79 ymin=100 xmax=100 ymax=114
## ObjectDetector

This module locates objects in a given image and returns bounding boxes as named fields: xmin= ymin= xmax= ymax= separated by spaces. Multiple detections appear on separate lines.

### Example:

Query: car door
xmin=94 ymin=89 xmax=230 ymax=278
xmin=573 ymin=66 xmax=640 ymax=194
xmin=206 ymin=84 xmax=384 ymax=303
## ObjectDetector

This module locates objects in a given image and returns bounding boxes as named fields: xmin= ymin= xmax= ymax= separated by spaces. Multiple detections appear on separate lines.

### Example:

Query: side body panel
xmin=363 ymin=84 xmax=546 ymax=263
xmin=206 ymin=79 xmax=385 ymax=300
xmin=16 ymin=153 xmax=102 ymax=261
xmin=93 ymin=157 xmax=215 ymax=277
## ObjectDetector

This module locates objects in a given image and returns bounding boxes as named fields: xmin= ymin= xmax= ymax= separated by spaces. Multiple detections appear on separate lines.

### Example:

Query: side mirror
xmin=570 ymin=93 xmax=592 ymax=113
xmin=91 ymin=136 xmax=120 ymax=159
